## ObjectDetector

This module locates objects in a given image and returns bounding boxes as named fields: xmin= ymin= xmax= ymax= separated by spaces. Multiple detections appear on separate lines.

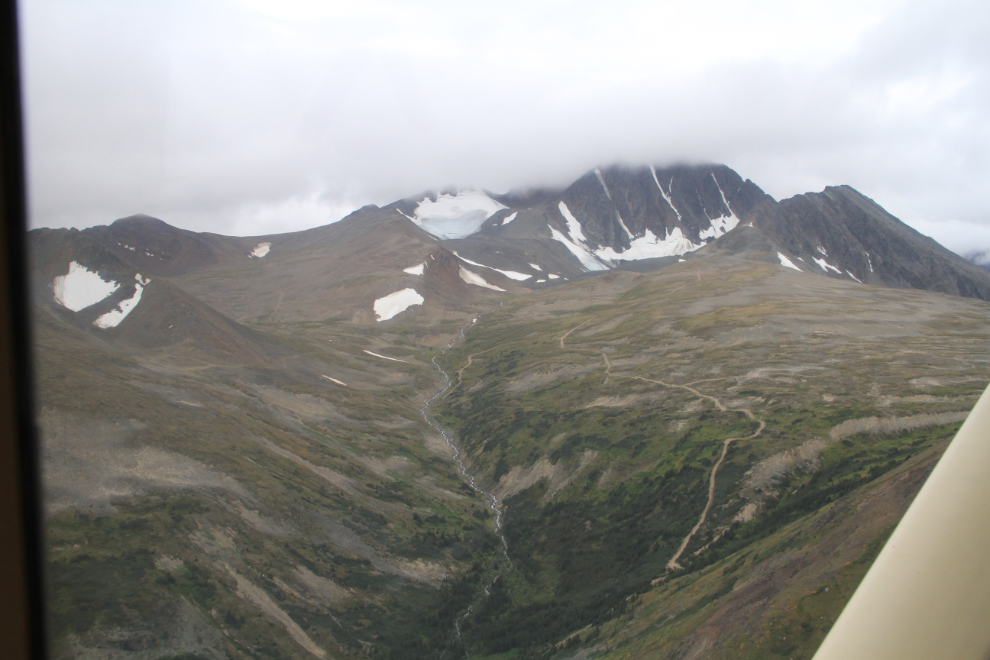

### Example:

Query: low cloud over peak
xmin=21 ymin=0 xmax=990 ymax=256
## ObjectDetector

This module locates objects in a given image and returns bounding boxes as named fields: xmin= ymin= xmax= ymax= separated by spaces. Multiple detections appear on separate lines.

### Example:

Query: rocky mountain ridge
xmin=28 ymin=162 xmax=990 ymax=660
xmin=33 ymin=163 xmax=990 ymax=343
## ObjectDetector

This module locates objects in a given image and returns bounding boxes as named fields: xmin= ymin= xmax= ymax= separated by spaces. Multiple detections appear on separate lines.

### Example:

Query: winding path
xmin=556 ymin=326 xmax=769 ymax=576
xmin=456 ymin=343 xmax=514 ymax=385
xmin=620 ymin=376 xmax=766 ymax=571
xmin=662 ymin=413 xmax=766 ymax=571
xmin=560 ymin=318 xmax=594 ymax=349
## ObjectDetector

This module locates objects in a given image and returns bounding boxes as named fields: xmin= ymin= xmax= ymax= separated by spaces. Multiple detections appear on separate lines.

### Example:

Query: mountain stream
xmin=419 ymin=320 xmax=512 ymax=653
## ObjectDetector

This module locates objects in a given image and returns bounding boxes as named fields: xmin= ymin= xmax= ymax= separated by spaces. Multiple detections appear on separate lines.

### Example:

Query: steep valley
xmin=30 ymin=165 xmax=990 ymax=660
xmin=430 ymin=259 xmax=988 ymax=658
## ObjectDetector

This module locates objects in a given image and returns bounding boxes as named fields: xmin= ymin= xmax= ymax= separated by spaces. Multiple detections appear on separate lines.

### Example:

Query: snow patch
xmin=373 ymin=288 xmax=424 ymax=321
xmin=550 ymin=203 xmax=610 ymax=271
xmin=548 ymin=225 xmax=609 ymax=271
xmin=711 ymin=173 xmax=735 ymax=216
xmin=594 ymin=168 xmax=611 ymax=200
xmin=535 ymin=279 xmax=546 ymax=283
xmin=594 ymin=227 xmax=701 ymax=261
xmin=93 ymin=274 xmax=150 ymax=328
xmin=555 ymin=198 xmax=697 ymax=267
xmin=363 ymin=350 xmax=408 ymax=363
xmin=651 ymin=167 xmax=683 ymax=222
xmin=697 ymin=173 xmax=741 ymax=240
xmin=777 ymin=253 xmax=802 ymax=271
xmin=846 ymin=270 xmax=863 ymax=283
xmin=558 ymin=202 xmax=590 ymax=244
xmin=616 ymin=212 xmax=634 ymax=240
xmin=697 ymin=214 xmax=739 ymax=241
xmin=865 ymin=252 xmax=874 ymax=272
xmin=454 ymin=252 xmax=531 ymax=280
xmin=458 ymin=266 xmax=505 ymax=291
xmin=501 ymin=212 xmax=517 ymax=225
xmin=53 ymin=261 xmax=119 ymax=312
xmin=813 ymin=257 xmax=842 ymax=274
xmin=407 ymin=191 xmax=507 ymax=239
xmin=816 ymin=245 xmax=828 ymax=257
xmin=548 ymin=274 xmax=560 ymax=280
xmin=528 ymin=263 xmax=542 ymax=271
xmin=321 ymin=375 xmax=347 ymax=386
xmin=249 ymin=242 xmax=271 ymax=258
xmin=402 ymin=263 xmax=425 ymax=275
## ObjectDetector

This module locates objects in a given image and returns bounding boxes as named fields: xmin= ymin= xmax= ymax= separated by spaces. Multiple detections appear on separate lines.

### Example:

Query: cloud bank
xmin=20 ymin=0 xmax=990 ymax=256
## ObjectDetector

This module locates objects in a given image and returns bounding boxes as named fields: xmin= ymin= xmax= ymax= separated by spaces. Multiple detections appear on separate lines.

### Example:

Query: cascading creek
xmin=419 ymin=317 xmax=512 ymax=655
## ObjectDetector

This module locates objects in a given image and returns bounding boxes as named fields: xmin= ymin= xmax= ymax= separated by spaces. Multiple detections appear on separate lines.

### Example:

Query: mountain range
xmin=30 ymin=163 xmax=990 ymax=660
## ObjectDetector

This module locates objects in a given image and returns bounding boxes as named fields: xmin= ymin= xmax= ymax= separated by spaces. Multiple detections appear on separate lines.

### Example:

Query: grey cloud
xmin=20 ymin=0 xmax=990 ymax=255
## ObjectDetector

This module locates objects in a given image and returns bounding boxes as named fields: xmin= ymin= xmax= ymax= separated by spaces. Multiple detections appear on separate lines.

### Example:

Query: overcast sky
xmin=19 ymin=0 xmax=990 ymax=259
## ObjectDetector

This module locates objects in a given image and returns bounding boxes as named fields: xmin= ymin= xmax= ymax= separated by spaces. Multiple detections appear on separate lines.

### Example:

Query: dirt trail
xmin=621 ymin=375 xmax=766 ymax=572
xmin=661 ymin=415 xmax=766 ymax=573
xmin=624 ymin=375 xmax=729 ymax=412
xmin=560 ymin=318 xmax=595 ymax=349
xmin=457 ymin=344 xmax=511 ymax=384
xmin=554 ymin=337 xmax=769 ymax=578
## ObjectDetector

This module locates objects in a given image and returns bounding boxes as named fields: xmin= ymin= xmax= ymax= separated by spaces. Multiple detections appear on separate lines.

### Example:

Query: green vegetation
xmin=422 ymin=265 xmax=987 ymax=658
xmin=36 ymin=260 xmax=990 ymax=659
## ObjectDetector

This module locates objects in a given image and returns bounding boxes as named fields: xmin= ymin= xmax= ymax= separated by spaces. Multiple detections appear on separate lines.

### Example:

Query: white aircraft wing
xmin=813 ymin=383 xmax=990 ymax=659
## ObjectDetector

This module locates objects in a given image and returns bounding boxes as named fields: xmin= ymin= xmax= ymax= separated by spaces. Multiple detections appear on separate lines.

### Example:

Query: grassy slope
xmin=35 ymin=298 xmax=502 ymax=659
xmin=35 ymin=257 xmax=990 ymax=659
xmin=432 ymin=262 xmax=989 ymax=659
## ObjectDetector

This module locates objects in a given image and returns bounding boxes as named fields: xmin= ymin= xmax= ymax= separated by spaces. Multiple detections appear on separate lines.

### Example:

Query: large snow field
xmin=53 ymin=261 xmax=119 ymax=311
xmin=555 ymin=200 xmax=708 ymax=268
xmin=250 ymin=242 xmax=271 ymax=258
xmin=458 ymin=266 xmax=505 ymax=291
xmin=374 ymin=288 xmax=424 ymax=321
xmin=93 ymin=274 xmax=150 ymax=329
xmin=594 ymin=227 xmax=701 ymax=261
xmin=553 ymin=177 xmax=748 ymax=267
xmin=408 ymin=190 xmax=507 ymax=239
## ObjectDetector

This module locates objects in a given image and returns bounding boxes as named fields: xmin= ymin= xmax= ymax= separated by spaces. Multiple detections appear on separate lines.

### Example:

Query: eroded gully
xmin=419 ymin=319 xmax=512 ymax=651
